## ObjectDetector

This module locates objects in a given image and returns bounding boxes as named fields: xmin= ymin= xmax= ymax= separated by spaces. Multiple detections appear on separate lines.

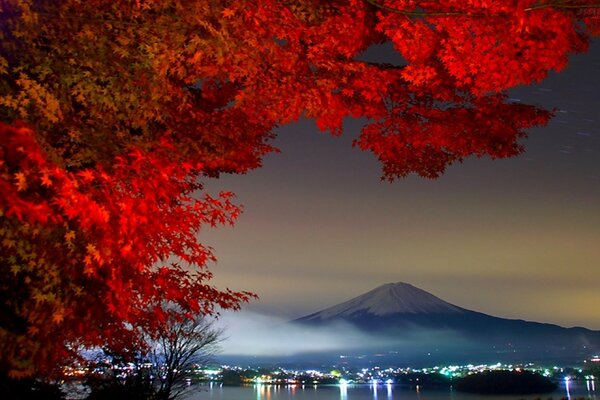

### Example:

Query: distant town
xmin=64 ymin=355 xmax=600 ymax=387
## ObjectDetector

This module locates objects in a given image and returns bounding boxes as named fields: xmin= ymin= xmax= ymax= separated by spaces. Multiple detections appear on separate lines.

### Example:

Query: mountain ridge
xmin=298 ymin=282 xmax=467 ymax=320
xmin=294 ymin=282 xmax=600 ymax=354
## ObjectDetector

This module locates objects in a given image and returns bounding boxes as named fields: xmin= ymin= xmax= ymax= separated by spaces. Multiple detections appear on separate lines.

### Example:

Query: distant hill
xmin=454 ymin=370 xmax=557 ymax=395
xmin=294 ymin=282 xmax=600 ymax=358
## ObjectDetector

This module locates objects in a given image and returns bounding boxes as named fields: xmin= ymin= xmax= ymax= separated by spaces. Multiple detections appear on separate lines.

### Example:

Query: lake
xmin=191 ymin=380 xmax=598 ymax=400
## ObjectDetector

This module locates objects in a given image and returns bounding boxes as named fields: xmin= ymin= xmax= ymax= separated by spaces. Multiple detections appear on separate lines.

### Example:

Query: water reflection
xmin=587 ymin=377 xmax=596 ymax=393
xmin=586 ymin=377 xmax=598 ymax=400
xmin=255 ymin=383 xmax=272 ymax=400
xmin=288 ymin=384 xmax=297 ymax=394
xmin=339 ymin=382 xmax=347 ymax=400
xmin=371 ymin=382 xmax=378 ymax=399
xmin=448 ymin=386 xmax=457 ymax=400
xmin=216 ymin=381 xmax=599 ymax=400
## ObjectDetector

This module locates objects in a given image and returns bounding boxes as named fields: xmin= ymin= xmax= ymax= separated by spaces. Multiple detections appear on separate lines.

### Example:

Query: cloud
xmin=214 ymin=310 xmax=397 ymax=356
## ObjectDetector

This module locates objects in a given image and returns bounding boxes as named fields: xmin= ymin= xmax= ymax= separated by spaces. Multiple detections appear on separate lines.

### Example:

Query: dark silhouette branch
xmin=364 ymin=0 xmax=600 ymax=17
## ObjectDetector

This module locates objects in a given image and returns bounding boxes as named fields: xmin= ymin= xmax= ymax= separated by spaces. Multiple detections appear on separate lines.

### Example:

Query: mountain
xmin=298 ymin=282 xmax=466 ymax=319
xmin=294 ymin=282 xmax=600 ymax=360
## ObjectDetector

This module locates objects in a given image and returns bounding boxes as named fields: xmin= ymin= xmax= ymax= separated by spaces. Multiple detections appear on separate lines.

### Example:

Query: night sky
xmin=202 ymin=39 xmax=600 ymax=330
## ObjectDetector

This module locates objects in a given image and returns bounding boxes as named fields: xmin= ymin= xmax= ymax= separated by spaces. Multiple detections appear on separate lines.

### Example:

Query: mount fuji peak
xmin=299 ymin=282 xmax=465 ymax=321
xmin=294 ymin=282 xmax=600 ymax=357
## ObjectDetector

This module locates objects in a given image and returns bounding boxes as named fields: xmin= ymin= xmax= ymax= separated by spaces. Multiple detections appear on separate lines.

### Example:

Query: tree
xmin=85 ymin=311 xmax=222 ymax=400
xmin=1 ymin=0 xmax=598 ymax=378
xmin=0 ymin=122 xmax=253 ymax=379
xmin=150 ymin=313 xmax=222 ymax=400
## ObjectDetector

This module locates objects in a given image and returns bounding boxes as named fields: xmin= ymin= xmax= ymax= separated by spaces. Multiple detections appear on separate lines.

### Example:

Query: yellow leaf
xmin=0 ymin=56 xmax=7 ymax=75
xmin=64 ymin=230 xmax=76 ymax=243
xmin=2 ymin=238 xmax=16 ymax=248
xmin=33 ymin=291 xmax=46 ymax=304
xmin=14 ymin=172 xmax=27 ymax=191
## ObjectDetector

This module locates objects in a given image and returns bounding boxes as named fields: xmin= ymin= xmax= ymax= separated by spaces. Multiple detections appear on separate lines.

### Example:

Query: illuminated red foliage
xmin=0 ymin=0 xmax=597 ymax=377
xmin=0 ymin=123 xmax=252 ymax=376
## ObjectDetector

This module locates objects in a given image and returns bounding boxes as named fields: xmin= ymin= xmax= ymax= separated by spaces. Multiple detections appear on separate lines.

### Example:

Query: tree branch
xmin=364 ymin=0 xmax=600 ymax=17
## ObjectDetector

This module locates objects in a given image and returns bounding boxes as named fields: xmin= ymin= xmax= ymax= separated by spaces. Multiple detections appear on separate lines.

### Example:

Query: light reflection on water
xmin=340 ymin=382 xmax=347 ymax=400
xmin=195 ymin=380 xmax=598 ymax=400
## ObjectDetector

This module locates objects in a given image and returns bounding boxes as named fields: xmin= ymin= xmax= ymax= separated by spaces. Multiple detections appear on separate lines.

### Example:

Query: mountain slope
xmin=294 ymin=282 xmax=600 ymax=352
xmin=298 ymin=282 xmax=466 ymax=320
